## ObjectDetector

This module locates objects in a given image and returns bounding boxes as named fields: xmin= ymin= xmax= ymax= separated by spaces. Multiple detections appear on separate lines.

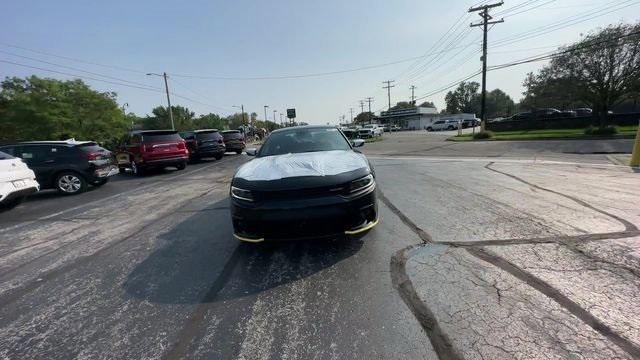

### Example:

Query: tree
xmin=419 ymin=101 xmax=435 ymax=108
xmin=0 ymin=76 xmax=128 ymax=147
xmin=445 ymin=81 xmax=480 ymax=114
xmin=226 ymin=112 xmax=245 ymax=129
xmin=193 ymin=113 xmax=226 ymax=130
xmin=524 ymin=23 xmax=640 ymax=127
xmin=389 ymin=101 xmax=415 ymax=111
xmin=485 ymin=89 xmax=515 ymax=118
xmin=354 ymin=112 xmax=374 ymax=124
xmin=139 ymin=105 xmax=195 ymax=131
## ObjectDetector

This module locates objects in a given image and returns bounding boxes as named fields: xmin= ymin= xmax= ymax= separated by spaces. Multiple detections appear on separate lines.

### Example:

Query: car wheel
xmin=176 ymin=162 xmax=186 ymax=170
xmin=118 ymin=167 xmax=126 ymax=174
xmin=94 ymin=179 xmax=108 ymax=187
xmin=131 ymin=160 xmax=145 ymax=177
xmin=56 ymin=172 xmax=87 ymax=195
xmin=215 ymin=154 xmax=223 ymax=160
xmin=426 ymin=127 xmax=433 ymax=132
xmin=236 ymin=150 xmax=242 ymax=155
xmin=447 ymin=126 xmax=454 ymax=130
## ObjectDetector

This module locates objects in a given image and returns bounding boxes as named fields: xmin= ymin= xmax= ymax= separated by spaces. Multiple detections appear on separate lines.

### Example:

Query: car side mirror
xmin=352 ymin=139 xmax=365 ymax=148
xmin=245 ymin=148 xmax=258 ymax=156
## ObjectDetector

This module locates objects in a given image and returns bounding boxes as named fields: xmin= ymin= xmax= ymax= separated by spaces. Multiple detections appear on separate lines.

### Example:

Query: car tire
xmin=56 ymin=172 xmax=87 ymax=195
xmin=426 ymin=127 xmax=433 ymax=132
xmin=94 ymin=179 xmax=108 ymax=187
xmin=118 ymin=167 xmax=126 ymax=174
xmin=176 ymin=162 xmax=186 ymax=170
xmin=447 ymin=126 xmax=454 ymax=130
xmin=235 ymin=150 xmax=242 ymax=155
xmin=131 ymin=160 xmax=145 ymax=177
xmin=215 ymin=154 xmax=223 ymax=160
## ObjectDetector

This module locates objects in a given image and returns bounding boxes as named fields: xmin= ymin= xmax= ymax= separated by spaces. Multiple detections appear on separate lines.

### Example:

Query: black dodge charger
xmin=230 ymin=125 xmax=378 ymax=242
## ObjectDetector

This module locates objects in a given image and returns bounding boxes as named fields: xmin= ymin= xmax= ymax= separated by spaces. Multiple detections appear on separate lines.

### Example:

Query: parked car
xmin=179 ymin=129 xmax=226 ymax=161
xmin=427 ymin=119 xmax=459 ymax=131
xmin=221 ymin=130 xmax=246 ymax=154
xmin=230 ymin=126 xmax=376 ymax=242
xmin=358 ymin=124 xmax=383 ymax=138
xmin=574 ymin=108 xmax=593 ymax=117
xmin=532 ymin=108 xmax=562 ymax=118
xmin=462 ymin=118 xmax=480 ymax=128
xmin=341 ymin=128 xmax=359 ymax=140
xmin=0 ymin=150 xmax=40 ymax=208
xmin=116 ymin=130 xmax=189 ymax=176
xmin=382 ymin=124 xmax=391 ymax=132
xmin=508 ymin=112 xmax=533 ymax=121
xmin=0 ymin=140 xmax=117 ymax=195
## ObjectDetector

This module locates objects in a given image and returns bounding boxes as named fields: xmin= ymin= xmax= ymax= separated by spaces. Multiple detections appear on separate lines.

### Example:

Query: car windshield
xmin=196 ymin=131 xmax=222 ymax=141
xmin=0 ymin=150 xmax=14 ymax=160
xmin=259 ymin=127 xmax=350 ymax=157
xmin=222 ymin=131 xmax=243 ymax=140
xmin=141 ymin=132 xmax=181 ymax=142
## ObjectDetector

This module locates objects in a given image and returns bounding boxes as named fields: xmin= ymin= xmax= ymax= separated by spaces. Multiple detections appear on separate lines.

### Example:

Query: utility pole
xmin=263 ymin=105 xmax=269 ymax=124
xmin=410 ymin=85 xmax=417 ymax=105
xmin=365 ymin=97 xmax=374 ymax=113
xmin=350 ymin=108 xmax=354 ymax=123
xmin=359 ymin=100 xmax=365 ymax=114
xmin=241 ymin=104 xmax=246 ymax=126
xmin=469 ymin=1 xmax=504 ymax=132
xmin=382 ymin=80 xmax=395 ymax=110
xmin=273 ymin=109 xmax=277 ymax=124
xmin=146 ymin=72 xmax=175 ymax=130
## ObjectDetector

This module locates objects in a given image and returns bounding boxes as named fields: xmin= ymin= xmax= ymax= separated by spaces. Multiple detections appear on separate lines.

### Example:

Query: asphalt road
xmin=1 ymin=138 xmax=639 ymax=359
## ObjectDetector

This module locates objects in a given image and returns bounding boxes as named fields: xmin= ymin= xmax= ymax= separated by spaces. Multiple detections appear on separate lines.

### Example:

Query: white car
xmin=426 ymin=120 xmax=461 ymax=131
xmin=0 ymin=150 xmax=39 ymax=209
xmin=358 ymin=124 xmax=383 ymax=138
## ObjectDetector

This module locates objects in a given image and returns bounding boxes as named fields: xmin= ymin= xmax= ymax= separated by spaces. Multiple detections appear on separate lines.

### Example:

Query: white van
xmin=0 ymin=150 xmax=39 ymax=209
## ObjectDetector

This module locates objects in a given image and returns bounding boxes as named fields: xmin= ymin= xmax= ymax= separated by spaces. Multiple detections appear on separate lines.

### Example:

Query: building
xmin=376 ymin=106 xmax=439 ymax=130
xmin=376 ymin=107 xmax=479 ymax=130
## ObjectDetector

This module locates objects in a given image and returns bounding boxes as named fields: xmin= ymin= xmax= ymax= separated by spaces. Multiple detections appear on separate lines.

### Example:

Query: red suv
xmin=116 ymin=130 xmax=189 ymax=176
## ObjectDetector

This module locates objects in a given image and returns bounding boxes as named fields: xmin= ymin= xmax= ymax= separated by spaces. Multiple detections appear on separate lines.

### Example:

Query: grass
xmin=448 ymin=125 xmax=638 ymax=142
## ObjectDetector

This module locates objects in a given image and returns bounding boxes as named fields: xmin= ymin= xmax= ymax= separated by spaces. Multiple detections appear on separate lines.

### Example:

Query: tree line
xmin=0 ymin=76 xmax=281 ymax=148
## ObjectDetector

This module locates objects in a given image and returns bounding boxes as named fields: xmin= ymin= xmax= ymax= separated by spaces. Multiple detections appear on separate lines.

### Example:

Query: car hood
xmin=234 ymin=150 xmax=370 ymax=182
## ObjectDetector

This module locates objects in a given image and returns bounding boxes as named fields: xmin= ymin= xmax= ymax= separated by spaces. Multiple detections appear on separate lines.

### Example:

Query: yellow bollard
xmin=631 ymin=121 xmax=640 ymax=167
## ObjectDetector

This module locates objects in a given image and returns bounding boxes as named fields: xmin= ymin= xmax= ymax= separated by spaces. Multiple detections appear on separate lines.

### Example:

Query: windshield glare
xmin=259 ymin=128 xmax=351 ymax=157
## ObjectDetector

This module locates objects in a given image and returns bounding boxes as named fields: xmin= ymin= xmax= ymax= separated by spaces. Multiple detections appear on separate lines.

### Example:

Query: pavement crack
xmin=466 ymin=247 xmax=640 ymax=359
xmin=484 ymin=162 xmax=638 ymax=233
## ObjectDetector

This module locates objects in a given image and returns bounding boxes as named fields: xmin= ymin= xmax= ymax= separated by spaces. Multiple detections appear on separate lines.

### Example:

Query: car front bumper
xmin=230 ymin=189 xmax=378 ymax=242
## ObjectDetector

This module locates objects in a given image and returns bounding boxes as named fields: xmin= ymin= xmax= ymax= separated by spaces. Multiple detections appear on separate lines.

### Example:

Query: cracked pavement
xmin=1 ymin=133 xmax=639 ymax=359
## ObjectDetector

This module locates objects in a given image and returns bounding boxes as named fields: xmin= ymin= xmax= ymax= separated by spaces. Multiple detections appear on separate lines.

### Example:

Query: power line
xmin=0 ymin=50 xmax=162 ymax=91
xmin=414 ymin=70 xmax=483 ymax=101
xmin=0 ymin=59 xmax=232 ymax=114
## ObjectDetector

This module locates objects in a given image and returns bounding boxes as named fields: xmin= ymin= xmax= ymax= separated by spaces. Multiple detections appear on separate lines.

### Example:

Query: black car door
xmin=18 ymin=145 xmax=57 ymax=187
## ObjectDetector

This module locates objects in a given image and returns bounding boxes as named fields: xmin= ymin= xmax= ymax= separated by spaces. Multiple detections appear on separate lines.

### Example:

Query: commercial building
xmin=376 ymin=107 xmax=478 ymax=130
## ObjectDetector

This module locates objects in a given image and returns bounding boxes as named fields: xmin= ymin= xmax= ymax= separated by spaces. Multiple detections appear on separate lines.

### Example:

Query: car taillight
xmin=177 ymin=142 xmax=186 ymax=150
xmin=85 ymin=152 xmax=100 ymax=161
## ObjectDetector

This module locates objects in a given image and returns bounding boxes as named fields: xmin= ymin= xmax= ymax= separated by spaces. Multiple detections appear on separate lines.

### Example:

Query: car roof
xmin=130 ymin=130 xmax=177 ymax=134
xmin=271 ymin=125 xmax=336 ymax=134
xmin=193 ymin=129 xmax=219 ymax=133
xmin=9 ymin=140 xmax=96 ymax=146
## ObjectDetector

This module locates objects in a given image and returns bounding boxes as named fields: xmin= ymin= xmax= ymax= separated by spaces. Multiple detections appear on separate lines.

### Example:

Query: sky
xmin=2 ymin=0 xmax=639 ymax=125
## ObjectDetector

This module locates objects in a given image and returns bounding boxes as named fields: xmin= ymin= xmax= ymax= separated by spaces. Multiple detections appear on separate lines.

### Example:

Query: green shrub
xmin=473 ymin=130 xmax=494 ymax=140
xmin=584 ymin=125 xmax=618 ymax=136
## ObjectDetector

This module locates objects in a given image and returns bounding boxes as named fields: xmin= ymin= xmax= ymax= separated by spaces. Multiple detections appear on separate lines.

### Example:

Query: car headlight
xmin=349 ymin=174 xmax=375 ymax=194
xmin=231 ymin=186 xmax=254 ymax=202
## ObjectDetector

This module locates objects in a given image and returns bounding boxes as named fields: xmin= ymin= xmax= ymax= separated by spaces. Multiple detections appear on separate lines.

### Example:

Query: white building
xmin=376 ymin=107 xmax=477 ymax=130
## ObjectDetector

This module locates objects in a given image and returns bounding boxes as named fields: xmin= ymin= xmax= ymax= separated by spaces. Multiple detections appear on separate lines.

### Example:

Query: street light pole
xmin=264 ymin=105 xmax=269 ymax=123
xmin=147 ymin=72 xmax=175 ymax=130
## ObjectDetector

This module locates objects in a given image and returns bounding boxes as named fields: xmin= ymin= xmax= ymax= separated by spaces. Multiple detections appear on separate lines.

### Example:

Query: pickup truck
xmin=358 ymin=124 xmax=383 ymax=138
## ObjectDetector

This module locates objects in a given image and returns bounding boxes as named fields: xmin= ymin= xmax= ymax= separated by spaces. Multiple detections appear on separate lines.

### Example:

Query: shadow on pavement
xmin=123 ymin=198 xmax=364 ymax=304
